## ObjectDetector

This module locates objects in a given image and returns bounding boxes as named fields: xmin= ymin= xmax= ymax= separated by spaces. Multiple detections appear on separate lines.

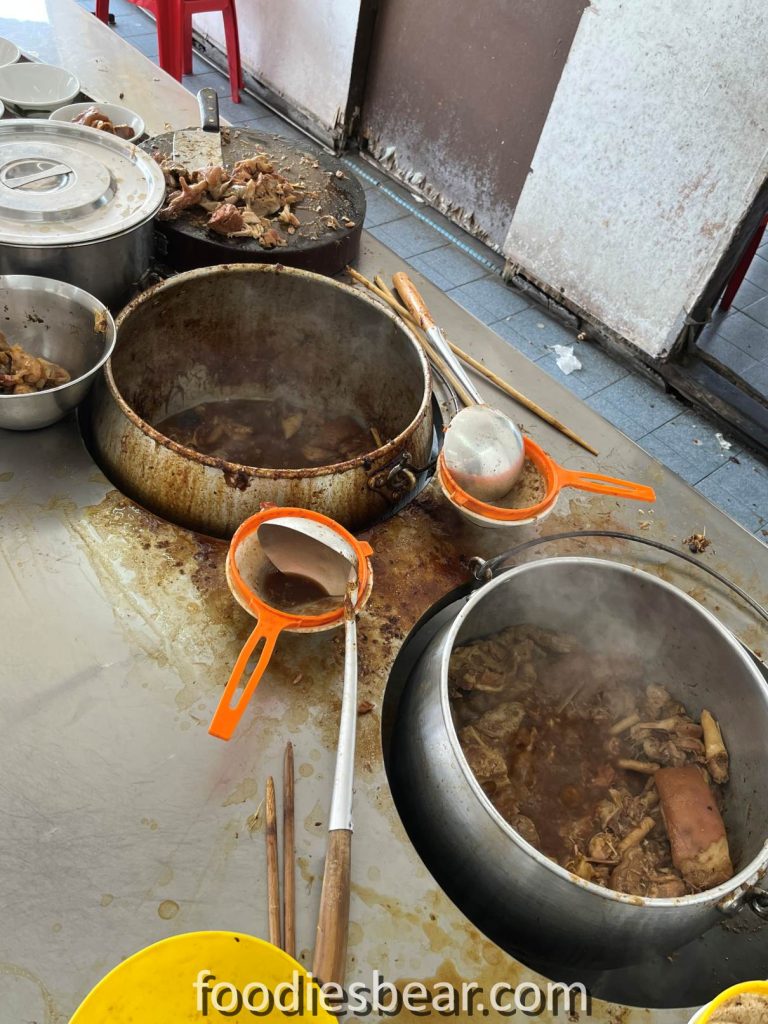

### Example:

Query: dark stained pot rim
xmin=107 ymin=262 xmax=433 ymax=481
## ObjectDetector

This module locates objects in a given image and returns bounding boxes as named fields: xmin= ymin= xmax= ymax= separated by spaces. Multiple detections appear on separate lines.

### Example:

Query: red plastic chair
xmin=95 ymin=0 xmax=242 ymax=102
xmin=720 ymin=212 xmax=768 ymax=311
xmin=182 ymin=0 xmax=244 ymax=98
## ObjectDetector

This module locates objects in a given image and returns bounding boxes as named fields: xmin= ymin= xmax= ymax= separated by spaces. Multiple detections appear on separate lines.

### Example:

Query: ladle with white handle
xmin=393 ymin=272 xmax=525 ymax=501
xmin=257 ymin=516 xmax=359 ymax=987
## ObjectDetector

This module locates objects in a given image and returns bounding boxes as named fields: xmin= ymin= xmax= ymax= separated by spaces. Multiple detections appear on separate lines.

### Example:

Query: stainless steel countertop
xmin=1 ymin=4 xmax=767 ymax=1022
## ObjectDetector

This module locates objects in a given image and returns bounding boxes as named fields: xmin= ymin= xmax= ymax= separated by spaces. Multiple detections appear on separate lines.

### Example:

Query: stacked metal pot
xmin=0 ymin=119 xmax=165 ymax=308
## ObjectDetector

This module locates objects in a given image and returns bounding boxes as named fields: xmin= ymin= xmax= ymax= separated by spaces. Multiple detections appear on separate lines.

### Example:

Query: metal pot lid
xmin=0 ymin=119 xmax=165 ymax=246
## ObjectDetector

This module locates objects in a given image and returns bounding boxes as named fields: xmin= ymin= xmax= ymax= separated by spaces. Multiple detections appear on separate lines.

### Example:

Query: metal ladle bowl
xmin=393 ymin=272 xmax=525 ymax=500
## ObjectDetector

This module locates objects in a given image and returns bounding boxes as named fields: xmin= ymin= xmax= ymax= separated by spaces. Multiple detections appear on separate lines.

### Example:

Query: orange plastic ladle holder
xmin=209 ymin=507 xmax=373 ymax=741
xmin=439 ymin=436 xmax=656 ymax=521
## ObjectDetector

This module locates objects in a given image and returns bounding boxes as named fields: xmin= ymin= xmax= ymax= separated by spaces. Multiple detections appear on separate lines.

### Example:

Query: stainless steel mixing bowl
xmin=0 ymin=275 xmax=116 ymax=430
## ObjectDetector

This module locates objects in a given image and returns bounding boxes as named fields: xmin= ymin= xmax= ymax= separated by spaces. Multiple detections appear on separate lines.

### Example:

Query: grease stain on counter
xmin=347 ymin=921 xmax=364 ymax=948
xmin=0 ymin=962 xmax=63 ymax=1024
xmin=223 ymin=778 xmax=259 ymax=807
xmin=157 ymin=899 xmax=180 ymax=920
xmin=157 ymin=863 xmax=174 ymax=887
xmin=297 ymin=855 xmax=315 ymax=890
xmin=304 ymin=801 xmax=325 ymax=835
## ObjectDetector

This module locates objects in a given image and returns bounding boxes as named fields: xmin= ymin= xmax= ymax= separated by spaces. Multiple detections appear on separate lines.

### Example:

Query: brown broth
xmin=157 ymin=397 xmax=374 ymax=469
xmin=261 ymin=568 xmax=340 ymax=615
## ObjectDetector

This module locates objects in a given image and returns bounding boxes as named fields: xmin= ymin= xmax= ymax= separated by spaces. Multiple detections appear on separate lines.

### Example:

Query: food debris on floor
xmin=552 ymin=344 xmax=582 ymax=375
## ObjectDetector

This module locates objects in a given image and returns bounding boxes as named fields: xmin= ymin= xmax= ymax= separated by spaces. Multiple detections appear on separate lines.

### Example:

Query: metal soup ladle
xmin=257 ymin=516 xmax=361 ymax=987
xmin=393 ymin=272 xmax=525 ymax=501
xmin=208 ymin=508 xmax=372 ymax=742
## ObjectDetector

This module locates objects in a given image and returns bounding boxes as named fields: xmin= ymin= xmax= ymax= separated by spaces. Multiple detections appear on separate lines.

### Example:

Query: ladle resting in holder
xmin=439 ymin=435 xmax=657 ymax=527
xmin=393 ymin=272 xmax=525 ymax=501
xmin=208 ymin=507 xmax=373 ymax=741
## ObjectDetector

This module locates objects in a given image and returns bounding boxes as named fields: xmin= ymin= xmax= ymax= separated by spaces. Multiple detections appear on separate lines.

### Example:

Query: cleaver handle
xmin=198 ymin=88 xmax=220 ymax=133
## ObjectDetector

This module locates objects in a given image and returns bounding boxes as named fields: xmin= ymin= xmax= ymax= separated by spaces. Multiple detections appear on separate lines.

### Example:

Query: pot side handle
xmin=718 ymin=867 xmax=768 ymax=920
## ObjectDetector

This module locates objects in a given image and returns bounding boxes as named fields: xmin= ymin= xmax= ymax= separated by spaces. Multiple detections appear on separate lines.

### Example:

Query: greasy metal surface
xmin=2 ymin=8 xmax=768 ymax=1023
xmin=360 ymin=0 xmax=588 ymax=249
xmin=3 ymin=233 xmax=768 ymax=1024
xmin=141 ymin=127 xmax=365 ymax=276
xmin=85 ymin=263 xmax=434 ymax=536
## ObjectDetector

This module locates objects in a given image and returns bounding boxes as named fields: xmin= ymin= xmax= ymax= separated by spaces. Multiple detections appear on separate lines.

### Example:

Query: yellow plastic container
xmin=690 ymin=980 xmax=768 ymax=1023
xmin=71 ymin=931 xmax=334 ymax=1023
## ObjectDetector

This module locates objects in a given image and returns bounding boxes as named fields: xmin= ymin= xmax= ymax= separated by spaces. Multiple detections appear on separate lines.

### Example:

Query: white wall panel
xmin=195 ymin=0 xmax=361 ymax=135
xmin=503 ymin=0 xmax=768 ymax=359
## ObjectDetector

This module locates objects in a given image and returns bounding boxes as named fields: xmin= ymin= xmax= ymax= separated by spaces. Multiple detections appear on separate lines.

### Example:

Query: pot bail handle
xmin=554 ymin=465 xmax=657 ymax=503
xmin=209 ymin=616 xmax=282 ymax=741
xmin=469 ymin=530 xmax=768 ymax=629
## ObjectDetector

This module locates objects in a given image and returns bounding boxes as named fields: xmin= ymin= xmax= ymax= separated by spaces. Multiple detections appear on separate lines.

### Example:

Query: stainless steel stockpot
xmin=86 ymin=263 xmax=434 ymax=536
xmin=393 ymin=557 xmax=768 ymax=968
xmin=0 ymin=120 xmax=165 ymax=309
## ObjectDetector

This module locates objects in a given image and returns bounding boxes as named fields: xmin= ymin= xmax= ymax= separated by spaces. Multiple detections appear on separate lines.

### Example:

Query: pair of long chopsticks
xmin=346 ymin=266 xmax=598 ymax=457
xmin=265 ymin=742 xmax=296 ymax=957
xmin=347 ymin=267 xmax=472 ymax=406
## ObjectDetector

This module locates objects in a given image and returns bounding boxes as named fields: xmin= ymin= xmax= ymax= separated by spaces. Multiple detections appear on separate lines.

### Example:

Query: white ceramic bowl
xmin=0 ymin=37 xmax=21 ymax=69
xmin=50 ymin=101 xmax=145 ymax=144
xmin=0 ymin=62 xmax=80 ymax=112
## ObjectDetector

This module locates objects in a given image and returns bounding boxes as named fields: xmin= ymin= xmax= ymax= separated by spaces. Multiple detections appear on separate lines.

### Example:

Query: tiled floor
xmin=696 ymin=229 xmax=768 ymax=403
xmin=82 ymin=0 xmax=768 ymax=542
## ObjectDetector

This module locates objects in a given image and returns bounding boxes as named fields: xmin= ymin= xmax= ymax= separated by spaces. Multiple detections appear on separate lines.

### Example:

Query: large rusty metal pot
xmin=85 ymin=264 xmax=433 ymax=537
xmin=393 ymin=557 xmax=768 ymax=969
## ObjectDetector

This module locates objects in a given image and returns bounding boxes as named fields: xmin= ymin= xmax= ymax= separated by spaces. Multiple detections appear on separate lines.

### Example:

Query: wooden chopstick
xmin=379 ymin=273 xmax=597 ymax=457
xmin=282 ymin=742 xmax=296 ymax=959
xmin=347 ymin=266 xmax=598 ymax=457
xmin=265 ymin=776 xmax=281 ymax=949
xmin=347 ymin=267 xmax=474 ymax=406
xmin=447 ymin=342 xmax=598 ymax=457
